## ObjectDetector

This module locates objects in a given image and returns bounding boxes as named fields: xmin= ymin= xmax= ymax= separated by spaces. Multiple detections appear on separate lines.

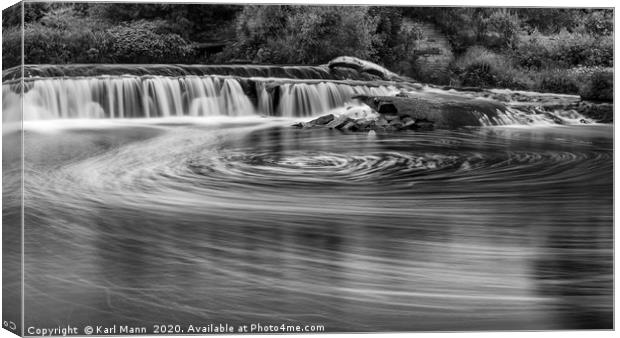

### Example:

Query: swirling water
xmin=8 ymin=118 xmax=611 ymax=331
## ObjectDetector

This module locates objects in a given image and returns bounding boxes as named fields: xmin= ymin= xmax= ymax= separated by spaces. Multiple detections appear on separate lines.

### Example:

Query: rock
xmin=326 ymin=115 xmax=350 ymax=129
xmin=396 ymin=90 xmax=413 ymax=98
xmin=296 ymin=84 xmax=611 ymax=133
xmin=355 ymin=120 xmax=374 ymax=131
xmin=292 ymin=114 xmax=335 ymax=128
xmin=383 ymin=114 xmax=400 ymax=121
xmin=356 ymin=94 xmax=506 ymax=129
xmin=413 ymin=119 xmax=434 ymax=130
xmin=309 ymin=113 xmax=335 ymax=126
xmin=295 ymin=111 xmax=439 ymax=132
xmin=389 ymin=117 xmax=402 ymax=125
xmin=389 ymin=122 xmax=403 ymax=130
xmin=327 ymin=56 xmax=401 ymax=81
xmin=401 ymin=117 xmax=416 ymax=128
xmin=576 ymin=101 xmax=613 ymax=123
xmin=330 ymin=117 xmax=357 ymax=130
xmin=388 ymin=117 xmax=404 ymax=130
xmin=341 ymin=121 xmax=358 ymax=131
xmin=544 ymin=112 xmax=564 ymax=125
xmin=365 ymin=121 xmax=377 ymax=130
xmin=375 ymin=117 xmax=389 ymax=128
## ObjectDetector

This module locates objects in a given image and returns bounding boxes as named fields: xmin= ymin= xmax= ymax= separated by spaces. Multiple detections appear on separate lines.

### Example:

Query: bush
xmin=515 ymin=31 xmax=613 ymax=69
xmin=578 ymin=70 xmax=613 ymax=101
xmin=522 ymin=67 xmax=612 ymax=100
xmin=107 ymin=20 xmax=195 ymax=63
xmin=21 ymin=22 xmax=113 ymax=64
xmin=288 ymin=6 xmax=377 ymax=64
xmin=3 ymin=2 xmax=51 ymax=29
xmin=7 ymin=7 xmax=196 ymax=66
xmin=583 ymin=10 xmax=613 ymax=36
xmin=2 ymin=26 xmax=22 ymax=68
xmin=218 ymin=5 xmax=378 ymax=65
xmin=486 ymin=9 xmax=520 ymax=48
xmin=452 ymin=46 xmax=530 ymax=89
xmin=16 ymin=7 xmax=116 ymax=64
xmin=532 ymin=68 xmax=580 ymax=94
xmin=517 ymin=8 xmax=581 ymax=34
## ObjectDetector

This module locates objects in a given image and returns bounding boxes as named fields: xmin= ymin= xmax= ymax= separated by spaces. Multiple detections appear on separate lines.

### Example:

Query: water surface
xmin=9 ymin=119 xmax=613 ymax=331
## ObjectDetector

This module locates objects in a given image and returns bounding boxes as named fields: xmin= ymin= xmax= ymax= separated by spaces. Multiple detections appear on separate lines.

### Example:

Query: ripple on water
xmin=36 ymin=124 xmax=611 ymax=205
xmin=19 ymin=122 xmax=613 ymax=330
xmin=187 ymin=151 xmax=464 ymax=185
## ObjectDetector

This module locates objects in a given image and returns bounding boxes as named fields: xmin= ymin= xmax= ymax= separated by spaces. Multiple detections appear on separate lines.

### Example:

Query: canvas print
xmin=1 ymin=2 xmax=614 ymax=335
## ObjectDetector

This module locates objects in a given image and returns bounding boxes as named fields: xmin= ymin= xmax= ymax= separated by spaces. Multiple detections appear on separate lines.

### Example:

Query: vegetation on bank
xmin=2 ymin=4 xmax=613 ymax=101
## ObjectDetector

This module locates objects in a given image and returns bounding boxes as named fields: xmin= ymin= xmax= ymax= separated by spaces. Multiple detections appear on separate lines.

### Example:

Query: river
xmin=2 ymin=65 xmax=613 ymax=332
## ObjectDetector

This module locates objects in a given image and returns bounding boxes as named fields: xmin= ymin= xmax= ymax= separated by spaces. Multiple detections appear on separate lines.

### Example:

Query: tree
xmin=218 ymin=5 xmax=379 ymax=65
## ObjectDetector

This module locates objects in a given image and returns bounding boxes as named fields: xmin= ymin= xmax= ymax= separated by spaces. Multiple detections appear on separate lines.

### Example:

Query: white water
xmin=276 ymin=82 xmax=394 ymax=117
xmin=2 ymin=73 xmax=593 ymax=129
xmin=2 ymin=75 xmax=396 ymax=122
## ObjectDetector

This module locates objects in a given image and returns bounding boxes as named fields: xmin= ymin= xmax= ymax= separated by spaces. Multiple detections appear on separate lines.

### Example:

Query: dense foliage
xmin=2 ymin=4 xmax=613 ymax=100
xmin=215 ymin=6 xmax=382 ymax=64
xmin=403 ymin=7 xmax=613 ymax=100
xmin=2 ymin=3 xmax=237 ymax=67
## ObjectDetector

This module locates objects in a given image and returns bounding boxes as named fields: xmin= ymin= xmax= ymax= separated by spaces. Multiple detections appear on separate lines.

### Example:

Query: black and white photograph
xmin=1 ymin=1 xmax=615 ymax=336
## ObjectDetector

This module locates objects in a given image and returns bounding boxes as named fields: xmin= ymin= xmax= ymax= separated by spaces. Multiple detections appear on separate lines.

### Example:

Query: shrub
xmin=517 ymin=8 xmax=580 ymax=34
xmin=107 ymin=20 xmax=195 ymax=63
xmin=15 ymin=7 xmax=116 ymax=65
xmin=16 ymin=8 xmax=196 ymax=66
xmin=3 ymin=2 xmax=51 ymax=29
xmin=22 ymin=21 xmax=112 ymax=64
xmin=532 ymin=68 xmax=580 ymax=94
xmin=219 ymin=5 xmax=378 ymax=65
xmin=486 ymin=9 xmax=520 ymax=48
xmin=288 ymin=6 xmax=377 ymax=64
xmin=578 ymin=70 xmax=613 ymax=101
xmin=2 ymin=26 xmax=22 ymax=68
xmin=583 ymin=10 xmax=613 ymax=36
xmin=368 ymin=7 xmax=407 ymax=67
xmin=451 ymin=46 xmax=530 ymax=89
xmin=515 ymin=31 xmax=613 ymax=69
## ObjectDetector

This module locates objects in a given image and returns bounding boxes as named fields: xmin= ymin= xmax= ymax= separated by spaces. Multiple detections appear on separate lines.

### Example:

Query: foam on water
xmin=3 ymin=75 xmax=397 ymax=121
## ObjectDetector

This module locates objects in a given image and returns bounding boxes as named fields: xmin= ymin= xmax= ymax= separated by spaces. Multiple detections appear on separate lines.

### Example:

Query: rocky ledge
xmin=293 ymin=109 xmax=435 ymax=132
xmin=293 ymin=91 xmax=509 ymax=131
xmin=294 ymin=89 xmax=612 ymax=132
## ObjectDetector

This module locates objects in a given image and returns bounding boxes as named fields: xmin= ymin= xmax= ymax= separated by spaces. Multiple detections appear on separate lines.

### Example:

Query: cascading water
xmin=477 ymin=106 xmax=593 ymax=126
xmin=1 ymin=63 xmax=595 ymax=129
xmin=2 ymin=74 xmax=398 ymax=122
xmin=277 ymin=82 xmax=394 ymax=117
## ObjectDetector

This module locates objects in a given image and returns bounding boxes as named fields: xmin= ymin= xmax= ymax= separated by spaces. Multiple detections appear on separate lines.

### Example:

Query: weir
xmin=2 ymin=64 xmax=384 ymax=81
xmin=2 ymin=74 xmax=397 ymax=121
xmin=2 ymin=63 xmax=590 ymax=126
xmin=3 ymin=62 xmax=403 ymax=122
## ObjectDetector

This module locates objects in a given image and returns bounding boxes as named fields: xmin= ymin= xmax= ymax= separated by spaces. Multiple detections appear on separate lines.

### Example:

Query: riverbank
xmin=4 ymin=6 xmax=612 ymax=102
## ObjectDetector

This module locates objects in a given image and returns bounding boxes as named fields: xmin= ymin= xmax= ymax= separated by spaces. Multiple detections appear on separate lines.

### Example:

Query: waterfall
xmin=277 ymin=82 xmax=395 ymax=117
xmin=3 ymin=64 xmax=587 ymax=126
xmin=2 ymin=74 xmax=396 ymax=121
xmin=475 ymin=107 xmax=593 ymax=126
